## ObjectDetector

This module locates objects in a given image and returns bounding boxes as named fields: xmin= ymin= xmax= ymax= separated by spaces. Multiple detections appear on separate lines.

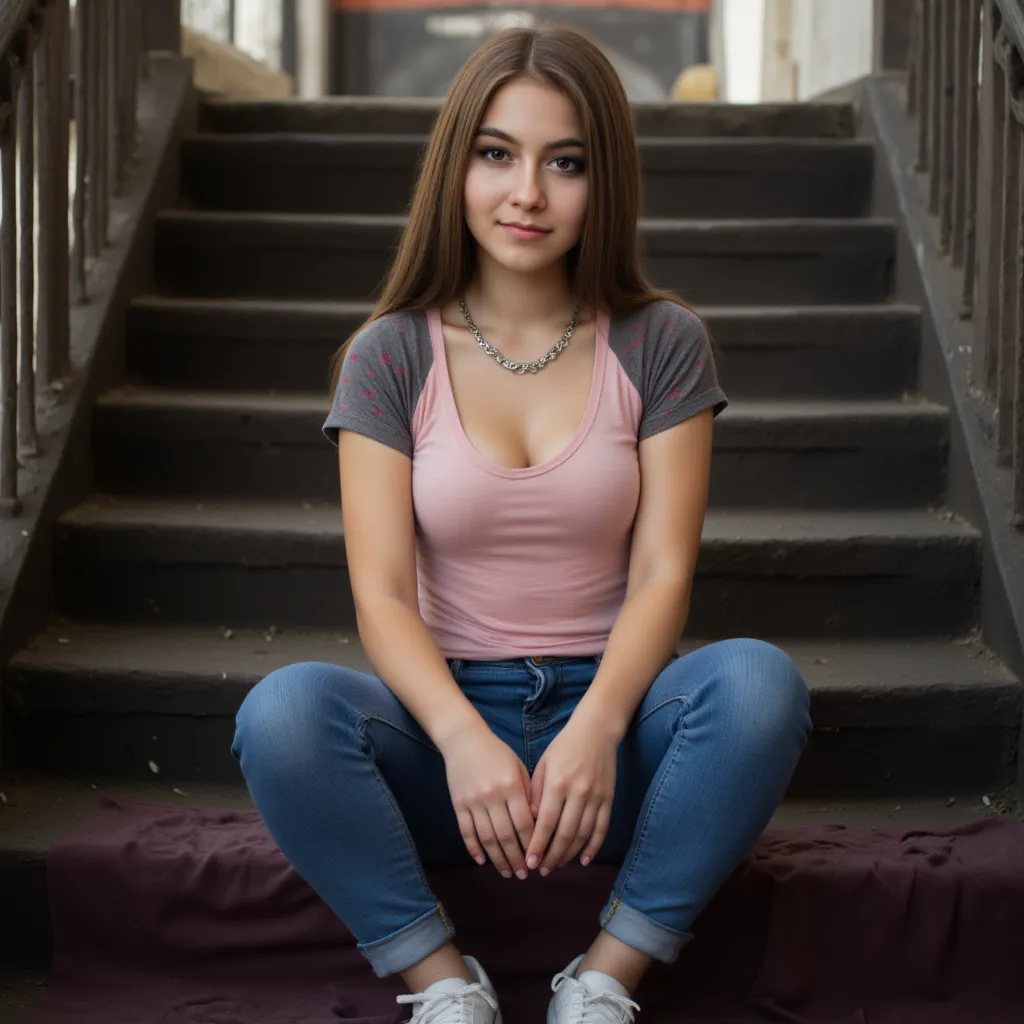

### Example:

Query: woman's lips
xmin=500 ymin=223 xmax=551 ymax=240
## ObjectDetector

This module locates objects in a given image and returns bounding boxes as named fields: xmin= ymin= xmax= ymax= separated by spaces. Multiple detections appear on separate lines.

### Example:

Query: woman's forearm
xmin=571 ymin=577 xmax=691 ymax=742
xmin=355 ymin=595 xmax=489 ymax=755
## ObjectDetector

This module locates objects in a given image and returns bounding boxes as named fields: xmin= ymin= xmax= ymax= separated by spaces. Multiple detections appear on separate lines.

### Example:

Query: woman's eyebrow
xmin=475 ymin=126 xmax=585 ymax=149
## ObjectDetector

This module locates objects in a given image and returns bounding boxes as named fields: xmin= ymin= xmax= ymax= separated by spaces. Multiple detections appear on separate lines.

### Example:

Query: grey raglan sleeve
xmin=638 ymin=302 xmax=728 ymax=441
xmin=322 ymin=315 xmax=427 ymax=457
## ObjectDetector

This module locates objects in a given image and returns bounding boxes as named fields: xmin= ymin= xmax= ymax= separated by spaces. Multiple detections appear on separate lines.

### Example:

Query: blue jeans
xmin=231 ymin=638 xmax=811 ymax=977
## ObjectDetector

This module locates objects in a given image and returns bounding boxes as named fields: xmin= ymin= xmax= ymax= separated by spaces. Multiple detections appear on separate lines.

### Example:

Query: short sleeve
xmin=322 ymin=313 xmax=431 ymax=457
xmin=638 ymin=302 xmax=728 ymax=441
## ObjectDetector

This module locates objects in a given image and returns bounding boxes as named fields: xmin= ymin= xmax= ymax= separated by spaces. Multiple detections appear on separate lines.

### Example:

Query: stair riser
xmin=198 ymin=102 xmax=858 ymax=138
xmin=7 ymin=708 xmax=1016 ymax=798
xmin=50 ymin=560 xmax=976 ymax=637
xmin=125 ymin=309 xmax=920 ymax=399
xmin=92 ymin=429 xmax=948 ymax=509
xmin=154 ymin=224 xmax=895 ymax=305
xmin=180 ymin=141 xmax=873 ymax=219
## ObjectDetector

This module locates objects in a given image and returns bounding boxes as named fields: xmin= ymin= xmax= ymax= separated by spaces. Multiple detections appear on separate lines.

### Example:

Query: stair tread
xmin=0 ymin=773 xmax=1015 ymax=859
xmin=187 ymin=132 xmax=872 ymax=150
xmin=57 ymin=495 xmax=980 ymax=544
xmin=129 ymin=295 xmax=920 ymax=320
xmin=159 ymin=209 xmax=893 ymax=231
xmin=98 ymin=385 xmax=947 ymax=422
xmin=10 ymin=623 xmax=1017 ymax=695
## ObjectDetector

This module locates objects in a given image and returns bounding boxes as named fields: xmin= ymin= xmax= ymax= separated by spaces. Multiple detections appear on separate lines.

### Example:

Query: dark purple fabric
xmin=32 ymin=800 xmax=1024 ymax=1023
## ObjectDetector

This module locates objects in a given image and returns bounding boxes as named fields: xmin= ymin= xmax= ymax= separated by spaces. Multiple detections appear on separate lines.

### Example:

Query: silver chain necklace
xmin=458 ymin=298 xmax=581 ymax=375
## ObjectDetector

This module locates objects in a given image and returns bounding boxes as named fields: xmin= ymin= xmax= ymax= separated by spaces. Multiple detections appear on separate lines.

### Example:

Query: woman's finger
xmin=456 ymin=806 xmax=486 ymax=865
xmin=580 ymin=801 xmax=613 ymax=865
xmin=473 ymin=806 xmax=514 ymax=878
xmin=526 ymin=787 xmax=565 ymax=870
xmin=541 ymin=792 xmax=586 ymax=873
xmin=561 ymin=800 xmax=599 ymax=868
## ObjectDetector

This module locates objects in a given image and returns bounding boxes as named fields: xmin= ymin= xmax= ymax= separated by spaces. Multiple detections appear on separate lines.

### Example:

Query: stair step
xmin=126 ymin=298 xmax=921 ymax=399
xmin=198 ymin=97 xmax=858 ymax=139
xmin=5 ymin=624 xmax=1019 ymax=793
xmin=51 ymin=498 xmax=980 ymax=636
xmin=154 ymin=212 xmax=896 ymax=305
xmin=93 ymin=389 xmax=949 ymax=508
xmin=0 ymin=772 xmax=1018 ymax=971
xmin=181 ymin=135 xmax=873 ymax=219
xmin=0 ymin=969 xmax=46 ymax=1022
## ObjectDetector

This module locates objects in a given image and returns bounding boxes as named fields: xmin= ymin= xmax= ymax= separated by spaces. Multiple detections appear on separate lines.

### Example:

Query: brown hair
xmin=329 ymin=24 xmax=692 ymax=393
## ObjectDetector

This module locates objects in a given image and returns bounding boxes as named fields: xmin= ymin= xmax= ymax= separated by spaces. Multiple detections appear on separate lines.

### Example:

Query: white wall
xmin=720 ymin=0 xmax=766 ymax=103
xmin=788 ymin=0 xmax=874 ymax=100
xmin=719 ymin=0 xmax=874 ymax=103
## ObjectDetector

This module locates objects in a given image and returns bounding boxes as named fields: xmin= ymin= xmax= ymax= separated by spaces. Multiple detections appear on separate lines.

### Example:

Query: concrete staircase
xmin=1 ymin=99 xmax=1022 ymax=1002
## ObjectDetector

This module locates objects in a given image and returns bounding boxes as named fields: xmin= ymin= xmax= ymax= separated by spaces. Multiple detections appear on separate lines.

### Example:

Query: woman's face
xmin=463 ymin=77 xmax=589 ymax=277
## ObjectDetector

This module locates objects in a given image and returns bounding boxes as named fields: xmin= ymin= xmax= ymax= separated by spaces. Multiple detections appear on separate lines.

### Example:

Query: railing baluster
xmin=953 ymin=0 xmax=971 ymax=266
xmin=918 ymin=0 xmax=933 ymax=172
xmin=962 ymin=0 xmax=983 ymax=316
xmin=72 ymin=0 xmax=90 ymax=299
xmin=37 ymin=0 xmax=71 ymax=383
xmin=908 ymin=0 xmax=921 ymax=115
xmin=940 ymin=0 xmax=957 ymax=252
xmin=929 ymin=0 xmax=943 ymax=212
xmin=0 ymin=54 xmax=21 ymax=515
xmin=997 ymin=67 xmax=1021 ymax=464
xmin=17 ymin=26 xmax=37 ymax=459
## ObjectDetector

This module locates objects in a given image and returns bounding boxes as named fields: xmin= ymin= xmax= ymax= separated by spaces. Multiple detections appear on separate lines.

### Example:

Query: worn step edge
xmin=53 ymin=498 xmax=981 ymax=577
xmin=181 ymin=134 xmax=874 ymax=167
xmin=126 ymin=296 xmax=922 ymax=346
xmin=94 ymin=389 xmax=949 ymax=449
xmin=6 ymin=627 xmax=1019 ymax=731
xmin=156 ymin=209 xmax=896 ymax=250
xmin=198 ymin=98 xmax=857 ymax=138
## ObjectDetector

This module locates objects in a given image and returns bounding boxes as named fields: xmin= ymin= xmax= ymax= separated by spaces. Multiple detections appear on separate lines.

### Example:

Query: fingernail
xmin=516 ymin=869 xmax=528 ymax=880
xmin=501 ymin=870 xmax=512 ymax=879
xmin=475 ymin=856 xmax=486 ymax=866
xmin=581 ymin=856 xmax=591 ymax=866
xmin=527 ymin=855 xmax=539 ymax=869
xmin=540 ymin=867 xmax=550 ymax=877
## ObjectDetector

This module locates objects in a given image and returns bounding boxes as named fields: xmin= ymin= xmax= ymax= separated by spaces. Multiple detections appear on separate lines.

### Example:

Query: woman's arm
xmin=339 ymin=430 xmax=536 ymax=877
xmin=571 ymin=407 xmax=715 ymax=740
xmin=338 ymin=430 xmax=483 ymax=751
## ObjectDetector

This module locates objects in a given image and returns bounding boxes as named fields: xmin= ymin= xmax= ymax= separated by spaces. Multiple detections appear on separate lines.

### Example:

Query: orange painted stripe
xmin=333 ymin=0 xmax=709 ymax=12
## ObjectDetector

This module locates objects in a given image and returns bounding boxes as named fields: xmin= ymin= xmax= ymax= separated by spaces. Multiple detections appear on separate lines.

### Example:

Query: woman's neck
xmin=463 ymin=252 xmax=577 ymax=331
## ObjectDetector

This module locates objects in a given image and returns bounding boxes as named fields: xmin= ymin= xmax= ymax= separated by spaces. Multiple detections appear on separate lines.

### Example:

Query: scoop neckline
xmin=426 ymin=306 xmax=609 ymax=479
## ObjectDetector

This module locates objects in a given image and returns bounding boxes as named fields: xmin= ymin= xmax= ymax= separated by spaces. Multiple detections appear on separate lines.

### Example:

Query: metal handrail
xmin=0 ymin=0 xmax=146 ymax=515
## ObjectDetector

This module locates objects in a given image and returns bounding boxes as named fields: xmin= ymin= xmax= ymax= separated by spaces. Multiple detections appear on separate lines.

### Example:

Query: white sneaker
xmin=547 ymin=955 xmax=641 ymax=1024
xmin=397 ymin=956 xmax=502 ymax=1024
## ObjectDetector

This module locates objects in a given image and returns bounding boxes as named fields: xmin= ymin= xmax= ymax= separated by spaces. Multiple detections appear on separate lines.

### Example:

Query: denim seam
xmin=615 ymin=698 xmax=689 ymax=896
xmin=358 ymin=716 xmax=435 ymax=902
xmin=600 ymin=896 xmax=622 ymax=927
xmin=364 ymin=713 xmax=439 ymax=754
xmin=636 ymin=693 xmax=689 ymax=727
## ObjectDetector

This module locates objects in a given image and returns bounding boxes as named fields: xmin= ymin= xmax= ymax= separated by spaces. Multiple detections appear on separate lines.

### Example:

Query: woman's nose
xmin=512 ymin=164 xmax=544 ymax=208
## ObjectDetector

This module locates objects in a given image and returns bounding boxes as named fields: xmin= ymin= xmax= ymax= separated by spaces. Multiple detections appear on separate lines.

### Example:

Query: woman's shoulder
xmin=346 ymin=308 xmax=434 ymax=361
xmin=608 ymin=298 xmax=705 ymax=339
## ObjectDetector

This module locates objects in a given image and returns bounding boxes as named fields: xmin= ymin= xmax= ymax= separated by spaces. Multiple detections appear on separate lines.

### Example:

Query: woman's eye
xmin=553 ymin=156 xmax=585 ymax=173
xmin=481 ymin=148 xmax=509 ymax=162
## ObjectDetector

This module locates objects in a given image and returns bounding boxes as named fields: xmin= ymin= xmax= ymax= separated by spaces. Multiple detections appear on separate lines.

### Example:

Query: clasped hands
xmin=444 ymin=712 xmax=620 ymax=879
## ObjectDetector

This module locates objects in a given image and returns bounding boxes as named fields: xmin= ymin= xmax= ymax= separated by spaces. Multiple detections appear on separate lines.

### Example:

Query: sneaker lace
xmin=551 ymin=972 xmax=641 ymax=1024
xmin=396 ymin=982 xmax=498 ymax=1024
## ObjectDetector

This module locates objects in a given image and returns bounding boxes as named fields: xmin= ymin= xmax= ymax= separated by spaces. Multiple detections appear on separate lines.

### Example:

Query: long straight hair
xmin=329 ymin=25 xmax=692 ymax=393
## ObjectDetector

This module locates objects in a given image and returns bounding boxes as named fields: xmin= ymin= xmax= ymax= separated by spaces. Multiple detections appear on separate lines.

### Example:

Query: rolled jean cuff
xmin=357 ymin=903 xmax=456 ymax=977
xmin=599 ymin=896 xmax=693 ymax=964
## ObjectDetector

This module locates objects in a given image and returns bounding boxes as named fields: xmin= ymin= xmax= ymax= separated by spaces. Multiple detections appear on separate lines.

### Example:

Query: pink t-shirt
xmin=324 ymin=300 xmax=727 ymax=660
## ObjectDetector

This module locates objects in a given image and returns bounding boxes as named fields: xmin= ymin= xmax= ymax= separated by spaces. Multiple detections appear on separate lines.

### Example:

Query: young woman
xmin=232 ymin=25 xmax=812 ymax=1024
